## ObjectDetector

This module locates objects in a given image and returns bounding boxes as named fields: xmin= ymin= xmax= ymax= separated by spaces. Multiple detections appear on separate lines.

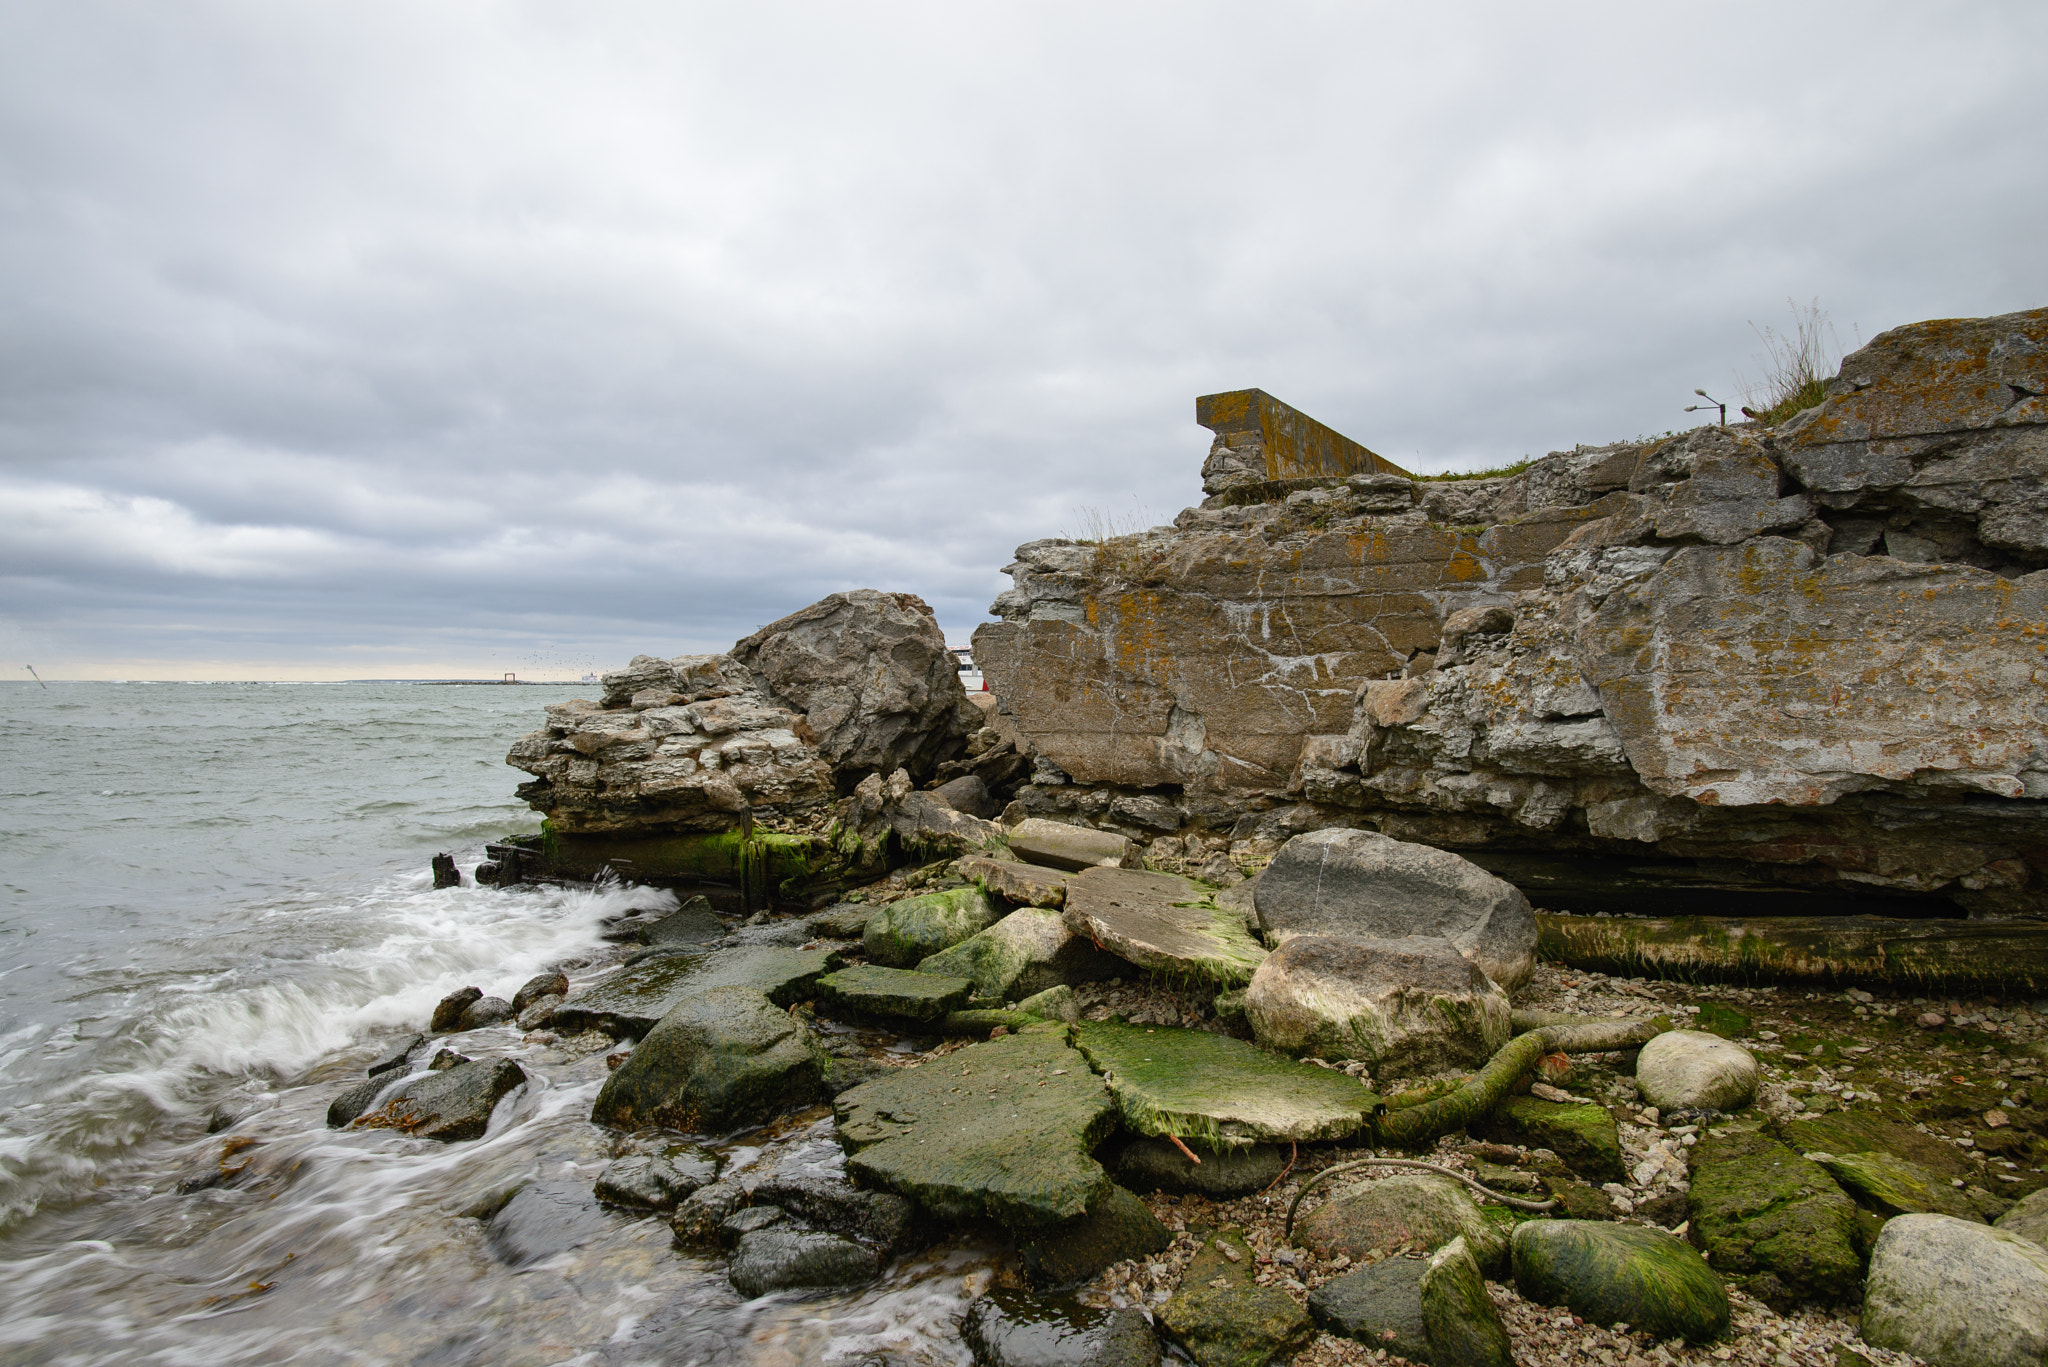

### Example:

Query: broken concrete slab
xmin=916 ymin=906 xmax=1124 ymax=1001
xmin=1073 ymin=1021 xmax=1377 ymax=1147
xmin=960 ymin=854 xmax=1072 ymax=908
xmin=834 ymin=1021 xmax=1117 ymax=1229
xmin=816 ymin=964 xmax=975 ymax=1023
xmin=1060 ymin=866 xmax=1267 ymax=986
xmin=549 ymin=946 xmax=841 ymax=1037
xmin=1008 ymin=818 xmax=1133 ymax=872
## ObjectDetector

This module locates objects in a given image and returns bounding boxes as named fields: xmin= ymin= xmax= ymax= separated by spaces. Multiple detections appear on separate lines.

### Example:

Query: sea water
xmin=0 ymin=682 xmax=989 ymax=1365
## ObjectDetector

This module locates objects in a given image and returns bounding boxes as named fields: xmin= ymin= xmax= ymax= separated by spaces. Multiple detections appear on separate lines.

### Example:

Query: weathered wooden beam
xmin=1537 ymin=913 xmax=2048 ymax=994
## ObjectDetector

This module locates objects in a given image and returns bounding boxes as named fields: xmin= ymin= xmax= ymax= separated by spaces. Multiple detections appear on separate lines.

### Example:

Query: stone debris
xmin=1061 ymin=866 xmax=1268 ymax=986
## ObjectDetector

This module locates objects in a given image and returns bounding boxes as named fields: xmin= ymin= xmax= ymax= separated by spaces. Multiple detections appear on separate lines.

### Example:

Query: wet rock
xmin=431 ymin=852 xmax=462 ymax=888
xmin=1780 ymin=1110 xmax=1976 ymax=1187
xmin=1116 ymin=1138 xmax=1284 ymax=1198
xmin=1511 ymin=1219 xmax=1729 ymax=1343
xmin=645 ymin=896 xmax=726 ymax=946
xmin=515 ymin=993 xmax=564 ymax=1030
xmin=1808 ymin=1149 xmax=1983 ymax=1221
xmin=1422 ymin=1236 xmax=1515 ymax=1367
xmin=1060 ymin=867 xmax=1267 ymax=986
xmin=590 ymin=984 xmax=827 ymax=1134
xmin=512 ymin=971 xmax=569 ymax=1013
xmin=816 ymin=964 xmax=975 ymax=1022
xmin=1861 ymin=1213 xmax=2048 ymax=1367
xmin=750 ymin=1173 xmax=918 ymax=1254
xmin=351 ymin=1057 xmax=528 ymax=1142
xmin=1157 ymin=1226 xmax=1315 ymax=1367
xmin=963 ymin=1288 xmax=1161 ymax=1367
xmin=1073 ymin=1021 xmax=1377 ymax=1146
xmin=811 ymin=903 xmax=875 ymax=939
xmin=1476 ymin=1097 xmax=1624 ymax=1184
xmin=456 ymin=995 xmax=515 ymax=1031
xmin=549 ymin=946 xmax=840 ymax=1037
xmin=916 ymin=907 xmax=1122 ymax=1000
xmin=486 ymin=1179 xmax=619 ymax=1267
xmin=671 ymin=1177 xmax=749 ymax=1245
xmin=1007 ymin=818 xmax=1133 ymax=872
xmin=726 ymin=1228 xmax=880 ymax=1298
xmin=1243 ymin=933 xmax=1510 ymax=1078
xmin=934 ymin=774 xmax=1000 ymax=819
xmin=958 ymin=856 xmax=1071 ymax=910
xmin=824 ymin=1056 xmax=894 ymax=1096
xmin=1635 ymin=1029 xmax=1758 ymax=1113
xmin=835 ymin=1022 xmax=1116 ymax=1229
xmin=593 ymin=1151 xmax=718 ymax=1211
xmin=430 ymin=986 xmax=482 ymax=1032
xmin=326 ymin=1075 xmax=397 ymax=1128
xmin=1253 ymin=829 xmax=1538 ymax=990
xmin=1686 ymin=1124 xmax=1861 ymax=1310
xmin=1998 ymin=1187 xmax=2048 ymax=1249
xmin=719 ymin=1204 xmax=789 ymax=1245
xmin=367 ymin=1032 xmax=426 ymax=1077
xmin=1294 ymin=1173 xmax=1508 ymax=1277
xmin=1306 ymin=1256 xmax=1428 ymax=1359
xmin=1017 ymin=1184 xmax=1170 ymax=1289
xmin=862 ymin=886 xmax=1001 ymax=967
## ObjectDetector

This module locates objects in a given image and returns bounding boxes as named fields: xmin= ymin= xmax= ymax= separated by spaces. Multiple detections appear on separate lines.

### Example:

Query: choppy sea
xmin=0 ymin=682 xmax=991 ymax=1366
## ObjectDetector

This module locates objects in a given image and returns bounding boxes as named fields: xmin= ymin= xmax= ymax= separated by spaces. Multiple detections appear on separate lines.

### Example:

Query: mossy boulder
xmin=1073 ymin=1021 xmax=1378 ymax=1148
xmin=1018 ymin=1184 xmax=1172 ymax=1288
xmin=590 ymin=985 xmax=828 ymax=1134
xmin=1511 ymin=1220 xmax=1729 ymax=1343
xmin=834 ymin=1022 xmax=1116 ymax=1229
xmin=1307 ymin=1256 xmax=1428 ymax=1359
xmin=1476 ymin=1097 xmax=1624 ymax=1184
xmin=1808 ymin=1149 xmax=1983 ymax=1222
xmin=1686 ymin=1124 xmax=1863 ymax=1309
xmin=916 ymin=906 xmax=1123 ymax=1000
xmin=1294 ymin=1173 xmax=1508 ymax=1277
xmin=863 ymin=886 xmax=1001 ymax=966
xmin=1061 ymin=867 xmax=1268 ymax=986
xmin=1016 ymin=984 xmax=1080 ymax=1023
xmin=551 ymin=946 xmax=840 ymax=1036
xmin=815 ymin=964 xmax=974 ymax=1022
xmin=1422 ymin=1236 xmax=1515 ymax=1367
xmin=1157 ymin=1227 xmax=1315 ymax=1367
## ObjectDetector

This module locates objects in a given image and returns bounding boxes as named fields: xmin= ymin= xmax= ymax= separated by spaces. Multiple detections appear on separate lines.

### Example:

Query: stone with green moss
xmin=1694 ymin=1003 xmax=1752 ymax=1038
xmin=1422 ymin=1236 xmax=1515 ymax=1367
xmin=863 ymin=886 xmax=1001 ymax=967
xmin=916 ymin=906 xmax=1122 ymax=999
xmin=1806 ymin=1150 xmax=1983 ymax=1222
xmin=1061 ymin=867 xmax=1268 ymax=986
xmin=550 ymin=946 xmax=841 ymax=1036
xmin=1780 ymin=1111 xmax=1975 ymax=1185
xmin=1073 ymin=1021 xmax=1377 ymax=1147
xmin=1157 ymin=1227 xmax=1315 ymax=1367
xmin=834 ymin=1022 xmax=1116 ymax=1229
xmin=1294 ymin=1173 xmax=1509 ymax=1276
xmin=942 ymin=1007 xmax=1045 ymax=1035
xmin=1477 ymin=1097 xmax=1624 ymax=1184
xmin=590 ymin=984 xmax=828 ymax=1134
xmin=815 ymin=964 xmax=974 ymax=1023
xmin=1511 ymin=1220 xmax=1729 ymax=1343
xmin=1016 ymin=985 xmax=1080 ymax=1023
xmin=1686 ymin=1124 xmax=1862 ymax=1309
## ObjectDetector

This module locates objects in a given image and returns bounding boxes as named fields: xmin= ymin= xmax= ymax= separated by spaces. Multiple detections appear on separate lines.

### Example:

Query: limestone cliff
xmin=975 ymin=308 xmax=2048 ymax=916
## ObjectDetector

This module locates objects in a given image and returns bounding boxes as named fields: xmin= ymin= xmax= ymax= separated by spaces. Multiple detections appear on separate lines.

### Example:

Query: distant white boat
xmin=951 ymin=647 xmax=986 ymax=692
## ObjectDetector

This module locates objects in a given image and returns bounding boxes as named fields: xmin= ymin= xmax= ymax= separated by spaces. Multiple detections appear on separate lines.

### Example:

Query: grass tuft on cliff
xmin=1741 ymin=297 xmax=1848 ymax=425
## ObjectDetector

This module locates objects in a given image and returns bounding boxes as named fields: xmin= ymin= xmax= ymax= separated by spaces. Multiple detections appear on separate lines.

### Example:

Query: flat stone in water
xmin=810 ymin=903 xmax=875 ymax=939
xmin=726 ymin=1228 xmax=879 ymax=1298
xmin=1073 ymin=1021 xmax=1377 ymax=1147
xmin=550 ymin=946 xmax=840 ymax=1036
xmin=1308 ymin=1257 xmax=1428 ymax=1360
xmin=643 ymin=896 xmax=726 ymax=946
xmin=835 ymin=1022 xmax=1116 ymax=1229
xmin=815 ymin=963 xmax=974 ymax=1022
xmin=593 ymin=1151 xmax=718 ymax=1211
xmin=964 ymin=1288 xmax=1162 ymax=1367
xmin=487 ymin=1179 xmax=622 ymax=1267
xmin=1061 ymin=868 xmax=1267 ymax=986
xmin=350 ymin=1057 xmax=528 ymax=1142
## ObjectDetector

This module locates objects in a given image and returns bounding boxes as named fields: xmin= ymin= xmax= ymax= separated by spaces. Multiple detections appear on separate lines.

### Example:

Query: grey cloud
xmin=1 ymin=2 xmax=2044 ymax=676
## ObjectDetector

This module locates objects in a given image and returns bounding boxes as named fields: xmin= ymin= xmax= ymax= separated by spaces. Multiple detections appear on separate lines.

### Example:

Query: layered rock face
xmin=976 ymin=310 xmax=2048 ymax=914
xmin=509 ymin=589 xmax=978 ymax=835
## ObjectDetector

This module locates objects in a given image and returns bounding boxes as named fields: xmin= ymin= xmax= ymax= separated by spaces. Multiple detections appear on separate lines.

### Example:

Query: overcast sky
xmin=3 ymin=2 xmax=2043 ymax=679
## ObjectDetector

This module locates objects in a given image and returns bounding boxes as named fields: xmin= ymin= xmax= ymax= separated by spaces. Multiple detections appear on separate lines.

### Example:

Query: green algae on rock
xmin=1477 ymin=1097 xmax=1624 ymax=1184
xmin=915 ymin=905 xmax=1122 ymax=1000
xmin=814 ymin=964 xmax=974 ymax=1022
xmin=1061 ymin=867 xmax=1268 ymax=986
xmin=1806 ymin=1149 xmax=1983 ymax=1222
xmin=1073 ymin=1021 xmax=1378 ymax=1147
xmin=1157 ymin=1226 xmax=1315 ymax=1367
xmin=590 ymin=984 xmax=828 ymax=1134
xmin=550 ymin=946 xmax=841 ymax=1036
xmin=834 ymin=1022 xmax=1116 ymax=1229
xmin=1511 ymin=1220 xmax=1730 ymax=1343
xmin=1685 ymin=1124 xmax=1863 ymax=1309
xmin=1422 ymin=1235 xmax=1515 ymax=1367
xmin=863 ymin=886 xmax=1001 ymax=967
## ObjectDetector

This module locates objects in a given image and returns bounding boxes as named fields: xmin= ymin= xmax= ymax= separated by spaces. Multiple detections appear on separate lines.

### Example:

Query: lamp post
xmin=1685 ymin=388 xmax=1727 ymax=429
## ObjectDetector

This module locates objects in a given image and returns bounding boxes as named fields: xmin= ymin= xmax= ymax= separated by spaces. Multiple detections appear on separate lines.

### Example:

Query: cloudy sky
xmin=3 ymin=2 xmax=2043 ymax=679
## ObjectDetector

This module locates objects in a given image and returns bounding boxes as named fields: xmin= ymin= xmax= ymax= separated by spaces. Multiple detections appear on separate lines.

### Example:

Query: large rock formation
xmin=975 ymin=309 xmax=2048 ymax=915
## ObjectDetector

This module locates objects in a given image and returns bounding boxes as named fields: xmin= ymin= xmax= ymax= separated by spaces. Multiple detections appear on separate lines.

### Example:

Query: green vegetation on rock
xmin=815 ymin=964 xmax=974 ymax=1022
xmin=551 ymin=946 xmax=841 ymax=1036
xmin=1477 ymin=1097 xmax=1624 ymax=1184
xmin=1510 ymin=1220 xmax=1730 ymax=1343
xmin=1685 ymin=1124 xmax=1862 ymax=1309
xmin=1073 ymin=1021 xmax=1378 ymax=1147
xmin=863 ymin=886 xmax=1001 ymax=967
xmin=590 ymin=984 xmax=827 ymax=1134
xmin=1807 ymin=1150 xmax=1982 ymax=1222
xmin=1158 ymin=1227 xmax=1315 ymax=1367
xmin=1422 ymin=1236 xmax=1516 ymax=1367
xmin=834 ymin=1022 xmax=1116 ymax=1229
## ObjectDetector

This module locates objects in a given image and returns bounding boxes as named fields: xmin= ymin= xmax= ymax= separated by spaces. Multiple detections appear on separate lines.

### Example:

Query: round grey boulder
xmin=1635 ymin=1030 xmax=1757 ymax=1113
xmin=1244 ymin=933 xmax=1510 ymax=1078
xmin=1863 ymin=1213 xmax=2048 ymax=1367
xmin=1252 ymin=828 xmax=1537 ymax=990
xmin=456 ymin=996 xmax=515 ymax=1031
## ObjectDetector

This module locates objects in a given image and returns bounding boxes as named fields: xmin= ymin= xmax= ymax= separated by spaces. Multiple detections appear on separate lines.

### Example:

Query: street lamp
xmin=1685 ymin=388 xmax=1727 ymax=429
